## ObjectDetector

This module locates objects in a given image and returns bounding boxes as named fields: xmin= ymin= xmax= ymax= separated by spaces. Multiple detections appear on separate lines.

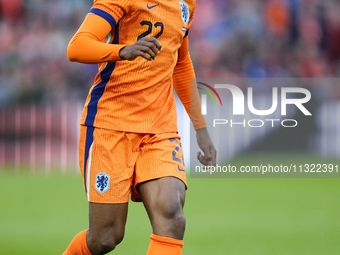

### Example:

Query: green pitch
xmin=0 ymin=153 xmax=340 ymax=255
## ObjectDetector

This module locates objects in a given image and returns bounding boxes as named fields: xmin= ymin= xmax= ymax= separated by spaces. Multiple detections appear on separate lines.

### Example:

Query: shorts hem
xmin=88 ymin=199 xmax=130 ymax=204
xmin=135 ymin=175 xmax=188 ymax=190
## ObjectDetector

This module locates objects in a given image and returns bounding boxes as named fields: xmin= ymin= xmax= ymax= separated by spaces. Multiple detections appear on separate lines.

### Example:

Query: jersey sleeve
xmin=183 ymin=0 xmax=196 ymax=38
xmin=173 ymin=37 xmax=207 ymax=130
xmin=67 ymin=14 xmax=126 ymax=63
xmin=89 ymin=0 xmax=132 ymax=28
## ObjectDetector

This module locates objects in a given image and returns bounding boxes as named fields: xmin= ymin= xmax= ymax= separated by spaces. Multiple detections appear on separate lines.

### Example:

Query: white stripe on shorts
xmin=87 ymin=143 xmax=94 ymax=201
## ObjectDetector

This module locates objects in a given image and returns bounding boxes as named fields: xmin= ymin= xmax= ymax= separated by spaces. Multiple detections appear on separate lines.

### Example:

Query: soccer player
xmin=63 ymin=0 xmax=216 ymax=254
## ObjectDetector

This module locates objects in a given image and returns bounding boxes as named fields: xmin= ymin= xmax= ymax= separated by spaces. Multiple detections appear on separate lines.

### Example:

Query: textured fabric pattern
xmin=79 ymin=126 xmax=187 ymax=203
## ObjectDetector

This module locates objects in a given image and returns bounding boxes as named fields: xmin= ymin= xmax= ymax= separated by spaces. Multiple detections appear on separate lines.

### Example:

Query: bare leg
xmin=87 ymin=202 xmax=128 ymax=255
xmin=137 ymin=177 xmax=186 ymax=240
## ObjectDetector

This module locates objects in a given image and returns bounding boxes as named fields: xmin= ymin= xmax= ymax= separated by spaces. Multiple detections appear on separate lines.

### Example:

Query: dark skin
xmin=138 ymin=177 xmax=187 ymax=240
xmin=86 ymin=38 xmax=217 ymax=255
xmin=196 ymin=128 xmax=216 ymax=166
xmin=86 ymin=128 xmax=216 ymax=255
xmin=87 ymin=203 xmax=128 ymax=254
xmin=119 ymin=37 xmax=162 ymax=61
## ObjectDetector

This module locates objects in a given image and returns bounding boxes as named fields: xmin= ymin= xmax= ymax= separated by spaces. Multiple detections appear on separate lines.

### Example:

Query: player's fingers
xmin=142 ymin=37 xmax=162 ymax=51
xmin=211 ymin=147 xmax=217 ymax=166
xmin=137 ymin=51 xmax=152 ymax=61
xmin=202 ymin=147 xmax=213 ymax=165
xmin=197 ymin=151 xmax=210 ymax=166
xmin=137 ymin=46 xmax=156 ymax=59
xmin=197 ymin=152 xmax=206 ymax=165
xmin=138 ymin=41 xmax=159 ymax=55
xmin=140 ymin=43 xmax=158 ymax=58
xmin=197 ymin=151 xmax=201 ymax=161
xmin=146 ymin=42 xmax=159 ymax=55
xmin=153 ymin=39 xmax=163 ymax=51
xmin=152 ymin=39 xmax=162 ymax=51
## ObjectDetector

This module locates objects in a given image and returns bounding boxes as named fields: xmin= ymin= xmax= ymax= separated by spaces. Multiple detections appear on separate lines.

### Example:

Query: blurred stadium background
xmin=0 ymin=0 xmax=340 ymax=254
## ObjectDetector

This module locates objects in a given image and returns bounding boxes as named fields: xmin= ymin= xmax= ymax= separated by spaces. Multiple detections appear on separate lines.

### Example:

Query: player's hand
xmin=119 ymin=37 xmax=162 ymax=61
xmin=196 ymin=128 xmax=216 ymax=167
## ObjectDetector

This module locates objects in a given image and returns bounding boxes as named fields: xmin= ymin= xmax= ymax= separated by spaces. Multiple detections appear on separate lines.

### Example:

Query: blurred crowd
xmin=1 ymin=0 xmax=340 ymax=105
xmin=0 ymin=0 xmax=95 ymax=105
xmin=191 ymin=0 xmax=340 ymax=79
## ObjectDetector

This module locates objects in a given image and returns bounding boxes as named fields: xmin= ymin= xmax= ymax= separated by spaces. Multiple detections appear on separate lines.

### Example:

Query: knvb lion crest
xmin=179 ymin=0 xmax=189 ymax=26
xmin=95 ymin=173 xmax=110 ymax=194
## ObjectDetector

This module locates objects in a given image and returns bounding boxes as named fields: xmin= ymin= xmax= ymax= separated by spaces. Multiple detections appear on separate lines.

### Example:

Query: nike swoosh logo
xmin=147 ymin=4 xmax=159 ymax=9
xmin=178 ymin=166 xmax=186 ymax=172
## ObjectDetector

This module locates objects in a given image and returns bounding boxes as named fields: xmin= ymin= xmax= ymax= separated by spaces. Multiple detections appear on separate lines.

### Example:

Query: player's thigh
xmin=137 ymin=177 xmax=186 ymax=220
xmin=132 ymin=133 xmax=187 ymax=202
xmin=88 ymin=202 xmax=128 ymax=242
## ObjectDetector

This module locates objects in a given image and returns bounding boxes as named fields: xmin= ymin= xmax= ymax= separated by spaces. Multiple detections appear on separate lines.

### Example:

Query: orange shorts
xmin=79 ymin=125 xmax=187 ymax=204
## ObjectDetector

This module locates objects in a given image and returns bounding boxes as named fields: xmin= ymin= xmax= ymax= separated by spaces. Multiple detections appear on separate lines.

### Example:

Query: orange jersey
xmin=76 ymin=0 xmax=197 ymax=133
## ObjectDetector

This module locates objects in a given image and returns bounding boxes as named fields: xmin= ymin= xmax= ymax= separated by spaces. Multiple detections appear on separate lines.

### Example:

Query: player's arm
xmin=173 ymin=36 xmax=216 ymax=166
xmin=67 ymin=14 xmax=162 ymax=64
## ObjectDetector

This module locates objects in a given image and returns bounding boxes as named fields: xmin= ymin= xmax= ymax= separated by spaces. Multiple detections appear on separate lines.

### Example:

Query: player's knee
xmin=88 ymin=228 xmax=125 ymax=253
xmin=98 ymin=238 xmax=116 ymax=253
xmin=158 ymin=210 xmax=186 ymax=238
xmin=113 ymin=229 xmax=125 ymax=246
xmin=160 ymin=204 xmax=186 ymax=231
xmin=159 ymin=201 xmax=184 ymax=219
xmin=173 ymin=211 xmax=186 ymax=229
